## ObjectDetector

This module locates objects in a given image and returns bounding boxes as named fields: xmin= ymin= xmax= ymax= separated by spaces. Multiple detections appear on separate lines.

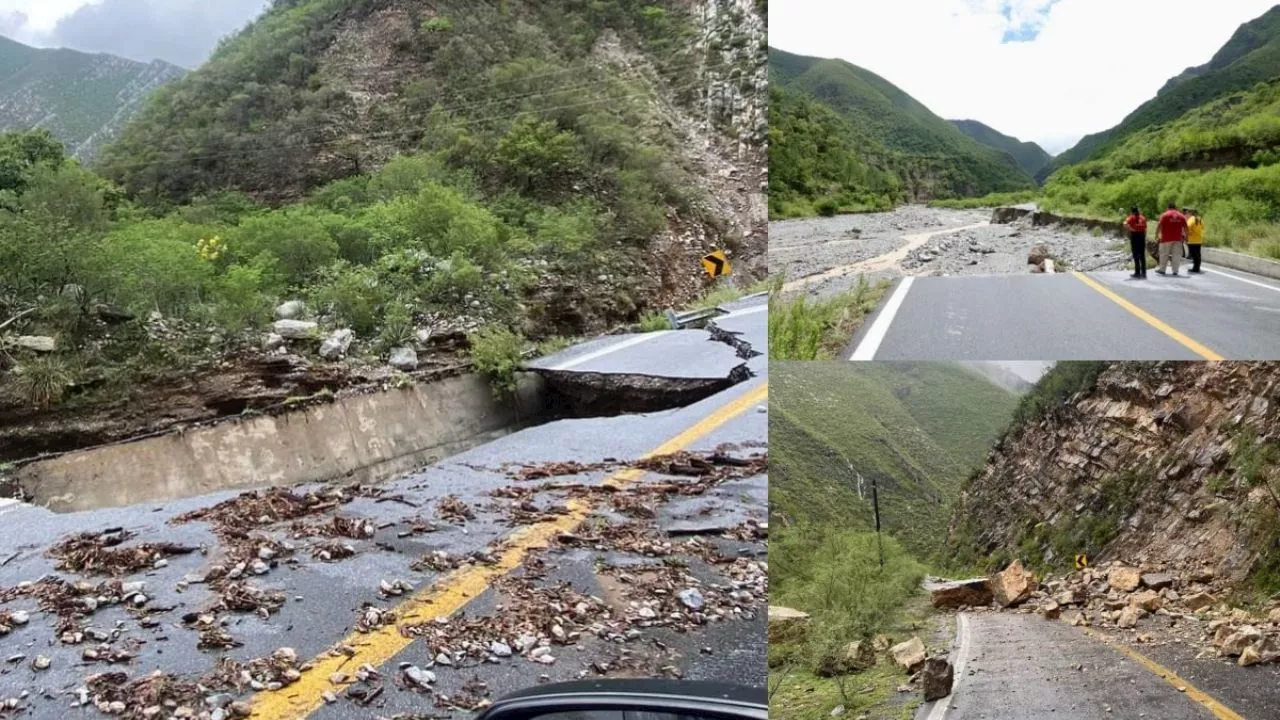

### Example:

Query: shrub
xmin=469 ymin=325 xmax=524 ymax=398
xmin=816 ymin=199 xmax=839 ymax=217
xmin=230 ymin=209 xmax=340 ymax=285
xmin=12 ymin=356 xmax=74 ymax=409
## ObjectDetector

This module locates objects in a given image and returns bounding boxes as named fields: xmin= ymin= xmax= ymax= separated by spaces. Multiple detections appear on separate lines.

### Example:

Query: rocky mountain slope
xmin=768 ymin=47 xmax=1036 ymax=205
xmin=0 ymin=35 xmax=184 ymax=161
xmin=950 ymin=361 xmax=1280 ymax=600
xmin=1043 ymin=5 xmax=1280 ymax=180
xmin=949 ymin=119 xmax=1050 ymax=180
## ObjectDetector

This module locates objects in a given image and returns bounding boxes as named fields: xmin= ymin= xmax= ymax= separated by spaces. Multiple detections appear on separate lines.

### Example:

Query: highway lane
xmin=0 ymin=306 xmax=768 ymax=719
xmin=847 ymin=268 xmax=1280 ymax=361
xmin=918 ymin=613 xmax=1235 ymax=720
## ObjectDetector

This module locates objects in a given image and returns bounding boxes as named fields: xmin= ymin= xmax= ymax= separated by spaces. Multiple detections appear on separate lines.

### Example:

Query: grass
xmin=637 ymin=311 xmax=672 ymax=332
xmin=769 ymin=276 xmax=890 ymax=361
xmin=770 ymin=527 xmax=939 ymax=720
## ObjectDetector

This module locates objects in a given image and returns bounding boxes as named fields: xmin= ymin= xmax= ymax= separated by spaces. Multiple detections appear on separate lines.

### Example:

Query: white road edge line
xmin=926 ymin=613 xmax=971 ymax=720
xmin=718 ymin=304 xmax=768 ymax=320
xmin=1204 ymin=267 xmax=1280 ymax=293
xmin=545 ymin=331 xmax=673 ymax=371
xmin=849 ymin=276 xmax=914 ymax=361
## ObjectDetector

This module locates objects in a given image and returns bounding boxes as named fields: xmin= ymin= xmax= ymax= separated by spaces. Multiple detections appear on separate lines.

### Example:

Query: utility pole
xmin=871 ymin=472 xmax=884 ymax=569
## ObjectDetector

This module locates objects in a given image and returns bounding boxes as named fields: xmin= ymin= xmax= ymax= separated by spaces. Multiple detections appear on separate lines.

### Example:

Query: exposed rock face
xmin=950 ymin=362 xmax=1280 ymax=591
xmin=929 ymin=578 xmax=993 ymax=609
xmin=890 ymin=636 xmax=927 ymax=672
xmin=921 ymin=658 xmax=954 ymax=702
xmin=992 ymin=560 xmax=1037 ymax=608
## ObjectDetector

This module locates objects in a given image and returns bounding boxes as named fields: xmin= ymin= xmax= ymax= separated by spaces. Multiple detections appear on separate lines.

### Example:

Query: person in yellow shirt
xmin=1184 ymin=208 xmax=1205 ymax=274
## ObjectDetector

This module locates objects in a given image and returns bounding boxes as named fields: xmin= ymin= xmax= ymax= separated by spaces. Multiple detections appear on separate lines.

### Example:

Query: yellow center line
xmin=1080 ymin=627 xmax=1244 ymax=720
xmin=251 ymin=381 xmax=769 ymax=719
xmin=1072 ymin=272 xmax=1225 ymax=361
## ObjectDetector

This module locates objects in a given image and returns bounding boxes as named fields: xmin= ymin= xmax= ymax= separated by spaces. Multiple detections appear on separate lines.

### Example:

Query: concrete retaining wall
xmin=1204 ymin=247 xmax=1280 ymax=281
xmin=17 ymin=373 xmax=545 ymax=513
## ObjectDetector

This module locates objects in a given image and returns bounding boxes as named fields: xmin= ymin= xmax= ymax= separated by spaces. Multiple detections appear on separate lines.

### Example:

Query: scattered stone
xmin=490 ymin=642 xmax=513 ymax=658
xmin=1184 ymin=592 xmax=1216 ymax=611
xmin=1218 ymin=626 xmax=1263 ymax=657
xmin=319 ymin=329 xmax=355 ymax=359
xmin=1041 ymin=600 xmax=1061 ymax=620
xmin=273 ymin=319 xmax=318 ymax=339
xmin=1027 ymin=244 xmax=1051 ymax=266
xmin=262 ymin=333 xmax=285 ymax=351
xmin=890 ymin=636 xmax=927 ymax=672
xmin=677 ymin=588 xmax=705 ymax=610
xmin=922 ymin=658 xmax=954 ymax=702
xmin=405 ymin=665 xmax=436 ymax=689
xmin=1117 ymin=606 xmax=1142 ymax=629
xmin=389 ymin=346 xmax=419 ymax=371
xmin=1140 ymin=573 xmax=1175 ymax=590
xmin=1130 ymin=590 xmax=1163 ymax=612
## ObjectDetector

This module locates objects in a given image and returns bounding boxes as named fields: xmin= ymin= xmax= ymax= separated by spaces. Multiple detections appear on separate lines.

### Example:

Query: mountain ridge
xmin=949 ymin=118 xmax=1051 ymax=180
xmin=0 ymin=34 xmax=185 ymax=161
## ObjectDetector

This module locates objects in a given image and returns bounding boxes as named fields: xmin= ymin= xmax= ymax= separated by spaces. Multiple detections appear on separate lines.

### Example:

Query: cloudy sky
xmin=0 ymin=0 xmax=270 ymax=69
xmin=770 ymin=0 xmax=1280 ymax=155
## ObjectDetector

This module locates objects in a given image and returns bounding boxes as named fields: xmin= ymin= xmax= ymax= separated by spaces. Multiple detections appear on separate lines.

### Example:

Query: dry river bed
xmin=771 ymin=206 xmax=1130 ymax=299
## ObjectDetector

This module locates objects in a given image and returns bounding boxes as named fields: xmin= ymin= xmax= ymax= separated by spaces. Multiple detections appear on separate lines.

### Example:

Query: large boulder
xmin=921 ymin=658 xmax=954 ymax=702
xmin=992 ymin=560 xmax=1037 ymax=608
xmin=1108 ymin=565 xmax=1142 ymax=593
xmin=15 ymin=336 xmax=55 ymax=353
xmin=767 ymin=606 xmax=809 ymax=644
xmin=929 ymin=578 xmax=993 ymax=609
xmin=1140 ymin=573 xmax=1175 ymax=590
xmin=890 ymin=636 xmax=926 ymax=672
xmin=274 ymin=300 xmax=306 ymax=320
xmin=389 ymin=346 xmax=418 ymax=371
xmin=319 ymin=329 xmax=355 ymax=359
xmin=817 ymin=640 xmax=877 ymax=676
xmin=273 ymin=319 xmax=319 ymax=340
xmin=1027 ymin=244 xmax=1051 ymax=266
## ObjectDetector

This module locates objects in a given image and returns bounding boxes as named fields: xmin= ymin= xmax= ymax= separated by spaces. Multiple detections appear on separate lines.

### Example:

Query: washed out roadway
xmin=0 ymin=302 xmax=768 ymax=719
xmin=848 ymin=267 xmax=1280 ymax=361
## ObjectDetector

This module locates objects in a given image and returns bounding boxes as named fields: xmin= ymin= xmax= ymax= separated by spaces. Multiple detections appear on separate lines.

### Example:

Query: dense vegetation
xmin=1043 ymin=5 xmax=1280 ymax=179
xmin=770 ymin=362 xmax=1020 ymax=559
xmin=950 ymin=119 xmax=1051 ymax=179
xmin=768 ymin=47 xmax=1035 ymax=217
xmin=768 ymin=85 xmax=901 ymax=218
xmin=0 ymin=35 xmax=184 ymax=161
xmin=0 ymin=0 xmax=760 ymax=412
xmin=1038 ymin=74 xmax=1280 ymax=258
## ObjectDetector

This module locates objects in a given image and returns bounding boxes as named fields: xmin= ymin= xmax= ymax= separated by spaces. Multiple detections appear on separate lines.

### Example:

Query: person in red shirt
xmin=1156 ymin=202 xmax=1188 ymax=276
xmin=1123 ymin=206 xmax=1148 ymax=279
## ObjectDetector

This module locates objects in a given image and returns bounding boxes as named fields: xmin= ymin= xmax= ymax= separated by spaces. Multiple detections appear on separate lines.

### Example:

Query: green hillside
xmin=950 ymin=119 xmax=1051 ymax=179
xmin=768 ymin=83 xmax=902 ymax=217
xmin=768 ymin=46 xmax=1036 ymax=215
xmin=1042 ymin=5 xmax=1280 ymax=180
xmin=0 ymin=35 xmax=184 ymax=161
xmin=770 ymin=362 xmax=1020 ymax=559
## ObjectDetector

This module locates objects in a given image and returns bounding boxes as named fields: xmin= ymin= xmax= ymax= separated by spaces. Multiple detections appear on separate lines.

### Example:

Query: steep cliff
xmin=951 ymin=362 xmax=1280 ymax=596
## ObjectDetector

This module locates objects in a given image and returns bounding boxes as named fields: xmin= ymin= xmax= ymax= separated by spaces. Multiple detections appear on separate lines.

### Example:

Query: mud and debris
xmin=48 ymin=529 xmax=196 ymax=576
xmin=171 ymin=485 xmax=381 ymax=537
xmin=435 ymin=496 xmax=474 ymax=525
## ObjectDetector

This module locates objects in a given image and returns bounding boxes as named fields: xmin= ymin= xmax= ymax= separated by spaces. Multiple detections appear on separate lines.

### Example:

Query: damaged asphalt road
xmin=527 ymin=294 xmax=765 ymax=416
xmin=0 ymin=297 xmax=768 ymax=720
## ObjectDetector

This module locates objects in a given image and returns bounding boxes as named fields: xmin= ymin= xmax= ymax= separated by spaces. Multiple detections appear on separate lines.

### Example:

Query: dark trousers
xmin=1130 ymin=233 xmax=1147 ymax=276
xmin=1188 ymin=244 xmax=1202 ymax=272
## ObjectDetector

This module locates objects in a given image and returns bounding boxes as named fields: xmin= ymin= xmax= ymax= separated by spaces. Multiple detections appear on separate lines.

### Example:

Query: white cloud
xmin=0 ymin=0 xmax=88 ymax=35
xmin=769 ymin=0 xmax=1280 ymax=155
